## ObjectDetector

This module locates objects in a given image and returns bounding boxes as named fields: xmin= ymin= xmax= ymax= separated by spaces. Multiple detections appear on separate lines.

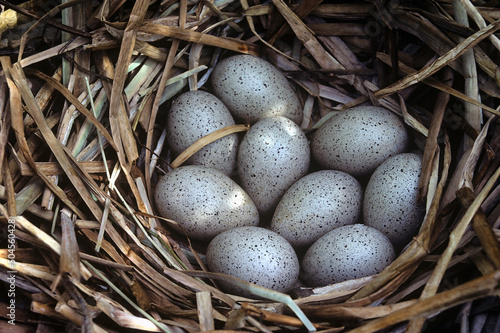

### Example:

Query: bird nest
xmin=0 ymin=0 xmax=499 ymax=332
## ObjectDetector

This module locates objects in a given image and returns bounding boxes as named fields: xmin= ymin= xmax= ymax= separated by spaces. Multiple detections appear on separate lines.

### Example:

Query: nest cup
xmin=1 ymin=1 xmax=499 ymax=332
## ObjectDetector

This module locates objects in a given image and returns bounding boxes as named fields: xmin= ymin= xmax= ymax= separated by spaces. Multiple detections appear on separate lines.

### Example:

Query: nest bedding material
xmin=0 ymin=0 xmax=499 ymax=332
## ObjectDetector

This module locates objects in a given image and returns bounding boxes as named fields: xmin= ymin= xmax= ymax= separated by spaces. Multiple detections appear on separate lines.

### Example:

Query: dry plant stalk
xmin=417 ymin=68 xmax=453 ymax=201
xmin=170 ymin=124 xmax=250 ymax=168
xmin=375 ymin=19 xmax=500 ymax=98
xmin=349 ymin=270 xmax=500 ymax=333
xmin=1 ymin=0 xmax=499 ymax=332
xmin=456 ymin=187 xmax=500 ymax=269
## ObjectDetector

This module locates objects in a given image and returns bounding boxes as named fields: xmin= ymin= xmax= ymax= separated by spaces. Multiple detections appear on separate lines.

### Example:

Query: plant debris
xmin=0 ymin=0 xmax=499 ymax=332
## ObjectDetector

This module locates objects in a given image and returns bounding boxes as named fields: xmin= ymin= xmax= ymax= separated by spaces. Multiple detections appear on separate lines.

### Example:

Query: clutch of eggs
xmin=152 ymin=54 xmax=426 ymax=293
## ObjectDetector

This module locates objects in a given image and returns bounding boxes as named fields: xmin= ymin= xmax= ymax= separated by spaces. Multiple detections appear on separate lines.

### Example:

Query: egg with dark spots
xmin=211 ymin=55 xmax=303 ymax=124
xmin=311 ymin=106 xmax=409 ymax=178
xmin=206 ymin=226 xmax=299 ymax=297
xmin=271 ymin=170 xmax=363 ymax=248
xmin=237 ymin=116 xmax=310 ymax=216
xmin=167 ymin=90 xmax=239 ymax=176
xmin=301 ymin=224 xmax=395 ymax=286
xmin=154 ymin=166 xmax=259 ymax=240
xmin=363 ymin=153 xmax=424 ymax=251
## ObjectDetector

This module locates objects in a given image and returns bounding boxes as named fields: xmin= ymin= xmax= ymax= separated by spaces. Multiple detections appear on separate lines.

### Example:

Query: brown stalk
xmin=241 ymin=302 xmax=331 ymax=330
xmin=302 ymin=300 xmax=416 ymax=322
xmin=163 ymin=267 xmax=236 ymax=307
xmin=102 ymin=205 xmax=194 ymax=301
xmin=16 ymin=0 xmax=90 ymax=62
xmin=451 ymin=116 xmax=495 ymax=199
xmin=13 ymin=178 xmax=44 ymax=217
xmin=245 ymin=3 xmax=375 ymax=19
xmin=59 ymin=209 xmax=82 ymax=282
xmin=14 ymin=215 xmax=92 ymax=280
xmin=452 ymin=0 xmax=481 ymax=154
xmin=307 ymin=23 xmax=367 ymax=36
xmin=9 ymin=63 xmax=107 ymax=221
xmin=67 ymin=0 xmax=92 ymax=97
xmin=1 ymin=57 xmax=86 ymax=218
xmin=23 ymin=68 xmax=117 ymax=151
xmin=418 ymin=68 xmax=453 ymax=201
xmin=104 ymin=24 xmax=169 ymax=62
xmin=311 ymin=20 xmax=366 ymax=72
xmin=459 ymin=0 xmax=500 ymax=51
xmin=170 ymin=124 xmax=250 ymax=169
xmin=107 ymin=0 xmax=146 ymax=168
xmin=1 ymin=156 xmax=16 ymax=216
xmin=0 ymin=83 xmax=10 ymax=168
xmin=145 ymin=0 xmax=186 ymax=205
xmin=7 ymin=111 xmax=58 ymax=185
xmin=13 ymin=37 xmax=89 ymax=69
xmin=95 ymin=296 xmax=163 ymax=331
xmin=375 ymin=19 xmax=500 ymax=99
xmin=268 ymin=0 xmax=324 ymax=44
xmin=19 ymin=160 xmax=114 ymax=176
xmin=456 ymin=187 xmax=500 ymax=269
xmin=350 ymin=270 xmax=500 ymax=333
xmin=87 ymin=0 xmax=127 ymax=29
xmin=376 ymin=52 xmax=499 ymax=116
xmin=270 ymin=0 xmax=342 ymax=70
xmin=91 ymin=50 xmax=145 ymax=212
xmin=406 ymin=137 xmax=500 ymax=332
xmin=31 ymin=301 xmax=68 ymax=320
xmin=3 ymin=2 xmax=500 ymax=331
xmin=138 ymin=23 xmax=260 ymax=56
xmin=197 ymin=291 xmax=215 ymax=331
xmin=203 ymin=0 xmax=243 ymax=33
xmin=391 ymin=10 xmax=463 ymax=74
xmin=391 ymin=8 xmax=500 ymax=92
xmin=0 ymin=184 xmax=54 ymax=221
xmin=55 ymin=299 xmax=106 ymax=333
xmin=0 ymin=258 xmax=56 ymax=281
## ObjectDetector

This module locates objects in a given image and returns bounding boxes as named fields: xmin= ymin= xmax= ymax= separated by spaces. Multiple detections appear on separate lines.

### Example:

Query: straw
xmin=1 ymin=1 xmax=499 ymax=331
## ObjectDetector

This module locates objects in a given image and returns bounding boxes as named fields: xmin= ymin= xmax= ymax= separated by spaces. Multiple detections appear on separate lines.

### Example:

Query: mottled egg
xmin=206 ymin=226 xmax=299 ymax=297
xmin=167 ymin=90 xmax=239 ymax=175
xmin=363 ymin=153 xmax=424 ymax=251
xmin=237 ymin=116 xmax=310 ymax=216
xmin=271 ymin=170 xmax=363 ymax=248
xmin=211 ymin=55 xmax=303 ymax=124
xmin=154 ymin=166 xmax=259 ymax=240
xmin=301 ymin=224 xmax=395 ymax=286
xmin=311 ymin=106 xmax=409 ymax=178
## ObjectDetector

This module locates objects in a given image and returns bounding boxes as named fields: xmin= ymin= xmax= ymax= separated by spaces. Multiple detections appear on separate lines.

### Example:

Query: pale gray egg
xmin=271 ymin=170 xmax=363 ymax=248
xmin=167 ymin=90 xmax=239 ymax=175
xmin=301 ymin=224 xmax=395 ymax=286
xmin=311 ymin=106 xmax=409 ymax=178
xmin=206 ymin=226 xmax=299 ymax=297
xmin=237 ymin=116 xmax=310 ymax=216
xmin=154 ymin=166 xmax=259 ymax=240
xmin=211 ymin=55 xmax=303 ymax=124
xmin=363 ymin=153 xmax=424 ymax=251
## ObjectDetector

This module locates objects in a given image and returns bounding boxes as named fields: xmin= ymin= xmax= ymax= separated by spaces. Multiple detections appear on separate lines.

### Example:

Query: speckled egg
xmin=301 ymin=224 xmax=395 ymax=286
xmin=167 ymin=90 xmax=239 ymax=175
xmin=237 ymin=116 xmax=310 ymax=216
xmin=363 ymin=153 xmax=424 ymax=251
xmin=154 ymin=166 xmax=259 ymax=240
xmin=271 ymin=170 xmax=363 ymax=248
xmin=211 ymin=55 xmax=303 ymax=124
xmin=206 ymin=226 xmax=299 ymax=297
xmin=311 ymin=106 xmax=409 ymax=178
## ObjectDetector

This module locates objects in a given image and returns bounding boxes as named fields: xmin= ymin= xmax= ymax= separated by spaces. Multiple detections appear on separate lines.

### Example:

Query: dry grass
xmin=0 ymin=0 xmax=499 ymax=332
